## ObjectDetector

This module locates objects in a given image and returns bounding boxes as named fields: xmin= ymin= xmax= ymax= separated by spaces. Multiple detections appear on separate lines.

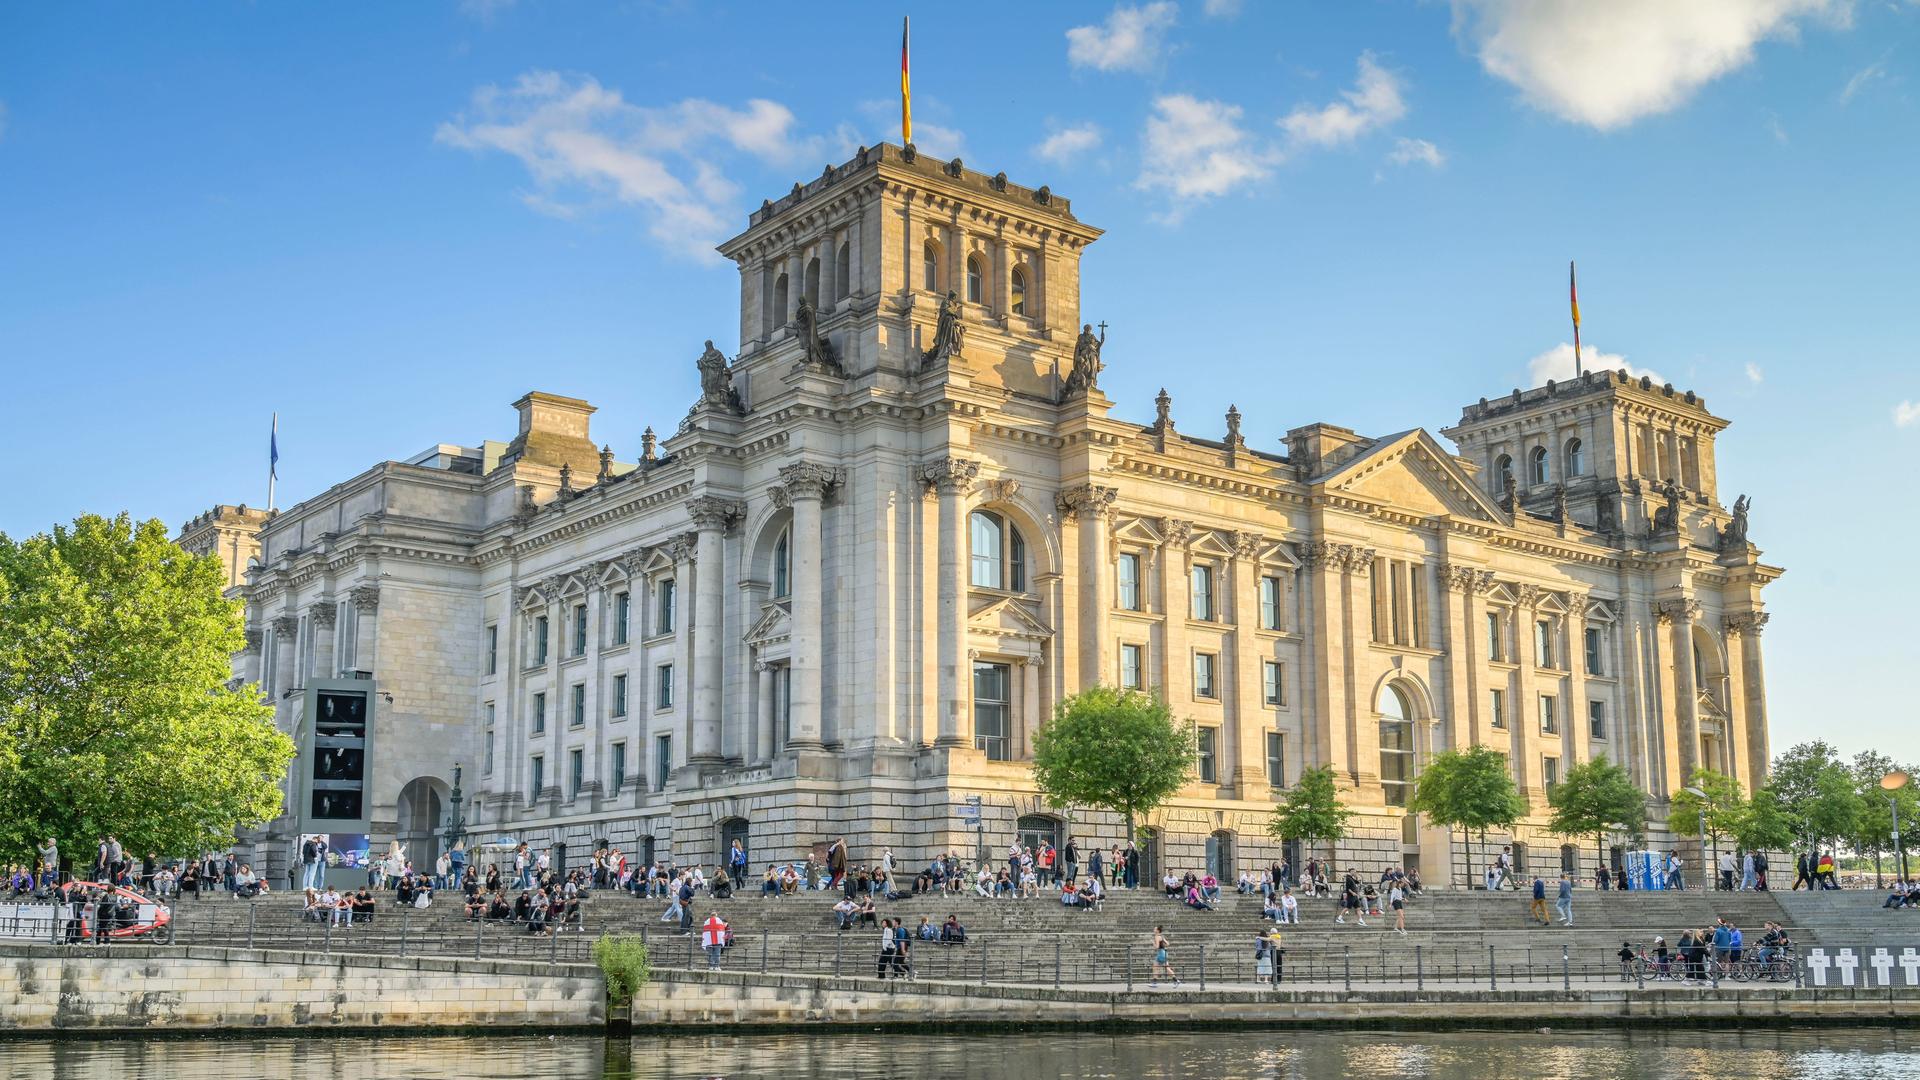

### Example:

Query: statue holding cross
xmin=1064 ymin=321 xmax=1106 ymax=395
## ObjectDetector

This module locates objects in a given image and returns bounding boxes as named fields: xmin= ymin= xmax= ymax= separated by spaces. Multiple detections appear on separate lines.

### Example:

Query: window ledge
xmin=603 ymin=642 xmax=631 ymax=656
xmin=1112 ymin=609 xmax=1160 ymax=623
xmin=1367 ymin=643 xmax=1444 ymax=659
xmin=643 ymin=632 xmax=676 ymax=645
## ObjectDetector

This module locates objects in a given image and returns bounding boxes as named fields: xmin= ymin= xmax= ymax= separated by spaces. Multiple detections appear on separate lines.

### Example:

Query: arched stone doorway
xmin=718 ymin=818 xmax=750 ymax=870
xmin=1206 ymin=830 xmax=1235 ymax=881
xmin=1136 ymin=827 xmax=1161 ymax=886
xmin=395 ymin=776 xmax=448 ymax=871
xmin=1016 ymin=814 xmax=1062 ymax=855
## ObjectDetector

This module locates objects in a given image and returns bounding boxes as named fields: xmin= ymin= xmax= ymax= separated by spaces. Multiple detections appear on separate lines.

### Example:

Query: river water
xmin=2 ymin=1028 xmax=1917 ymax=1079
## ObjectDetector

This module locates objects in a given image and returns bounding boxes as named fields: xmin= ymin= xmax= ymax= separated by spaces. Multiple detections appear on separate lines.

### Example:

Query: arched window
xmin=1564 ymin=437 xmax=1585 ymax=477
xmin=772 ymin=273 xmax=789 ymax=328
xmin=1529 ymin=446 xmax=1550 ymax=486
xmin=922 ymin=240 xmax=940 ymax=292
xmin=969 ymin=510 xmax=1026 ymax=592
xmin=772 ymin=528 xmax=791 ymax=599
xmin=1378 ymin=684 xmax=1414 ymax=807
xmin=803 ymin=257 xmax=820 ymax=308
xmin=1010 ymin=265 xmax=1028 ymax=316
xmin=835 ymin=241 xmax=851 ymax=300
xmin=966 ymin=254 xmax=984 ymax=304
xmin=1494 ymin=454 xmax=1514 ymax=494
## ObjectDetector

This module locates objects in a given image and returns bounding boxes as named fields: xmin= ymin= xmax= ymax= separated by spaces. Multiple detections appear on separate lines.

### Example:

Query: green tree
xmin=1734 ymin=786 xmax=1795 ymax=855
xmin=0 ymin=513 xmax=295 ymax=866
xmin=1770 ymin=741 xmax=1865 ymax=859
xmin=1849 ymin=750 xmax=1919 ymax=885
xmin=1669 ymin=768 xmax=1746 ymax=864
xmin=1031 ymin=686 xmax=1195 ymax=845
xmin=1408 ymin=745 xmax=1526 ymax=887
xmin=1546 ymin=755 xmax=1646 ymax=873
xmin=1268 ymin=764 xmax=1353 ymax=865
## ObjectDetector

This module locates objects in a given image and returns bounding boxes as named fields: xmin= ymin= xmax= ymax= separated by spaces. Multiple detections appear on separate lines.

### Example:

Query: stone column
xmin=754 ymin=660 xmax=775 ymax=763
xmin=923 ymin=458 xmax=979 ymax=747
xmin=349 ymin=585 xmax=380 ymax=674
xmin=1058 ymin=484 xmax=1117 ymax=691
xmin=775 ymin=464 xmax=836 ymax=750
xmin=1340 ymin=546 xmax=1380 ymax=791
xmin=687 ymin=497 xmax=741 ymax=765
xmin=309 ymin=601 xmax=337 ymax=683
xmin=1728 ymin=612 xmax=1771 ymax=785
xmin=270 ymin=613 xmax=299 ymax=698
xmin=1565 ymin=598 xmax=1589 ymax=766
xmin=1439 ymin=566 xmax=1490 ymax=750
xmin=1161 ymin=520 xmax=1195 ymax=705
xmin=1661 ymin=598 xmax=1702 ymax=783
xmin=1229 ymin=532 xmax=1267 ymax=795
xmin=668 ymin=534 xmax=696 ymax=767
xmin=1300 ymin=543 xmax=1349 ymax=782
xmin=1513 ymin=585 xmax=1542 ymax=799
xmin=241 ymin=628 xmax=264 ymax=688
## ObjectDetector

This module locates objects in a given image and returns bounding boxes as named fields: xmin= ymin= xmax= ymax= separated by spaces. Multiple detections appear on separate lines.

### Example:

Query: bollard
xmin=474 ymin=918 xmax=483 ymax=960
xmin=324 ymin=918 xmax=333 ymax=956
xmin=834 ymin=932 xmax=843 ymax=978
xmin=1416 ymin=945 xmax=1424 ymax=991
xmin=686 ymin=931 xmax=694 ymax=970
xmin=1343 ymin=945 xmax=1351 ymax=994
xmin=1562 ymin=945 xmax=1571 ymax=992
xmin=553 ymin=923 xmax=561 ymax=966
xmin=1636 ymin=953 xmax=1645 ymax=991
xmin=247 ymin=903 xmax=256 ymax=951
xmin=1794 ymin=956 xmax=1803 ymax=990
xmin=980 ymin=940 xmax=988 ymax=985
xmin=761 ymin=929 xmax=769 ymax=974
xmin=1199 ymin=945 xmax=1207 ymax=991
xmin=1710 ymin=956 xmax=1719 ymax=990
xmin=1054 ymin=940 xmax=1062 ymax=990
xmin=1489 ymin=944 xmax=1497 ymax=991
xmin=401 ymin=909 xmax=410 ymax=957
xmin=1126 ymin=944 xmax=1133 ymax=993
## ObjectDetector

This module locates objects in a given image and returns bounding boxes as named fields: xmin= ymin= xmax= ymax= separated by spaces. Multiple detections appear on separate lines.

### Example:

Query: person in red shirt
xmin=700 ymin=913 xmax=730 ymax=968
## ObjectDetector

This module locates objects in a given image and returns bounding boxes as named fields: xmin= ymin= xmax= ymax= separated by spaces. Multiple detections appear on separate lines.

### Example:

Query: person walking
xmin=1149 ymin=926 xmax=1181 ymax=989
xmin=1555 ymin=871 xmax=1574 ymax=926
xmin=1389 ymin=878 xmax=1408 ymax=936
xmin=1718 ymin=850 xmax=1737 ymax=892
xmin=1064 ymin=837 xmax=1079 ymax=886
xmin=1792 ymin=851 xmax=1814 ymax=890
xmin=876 ymin=917 xmax=899 ymax=979
xmin=1528 ymin=876 xmax=1550 ymax=926
xmin=677 ymin=874 xmax=696 ymax=933
xmin=1740 ymin=851 xmax=1756 ymax=892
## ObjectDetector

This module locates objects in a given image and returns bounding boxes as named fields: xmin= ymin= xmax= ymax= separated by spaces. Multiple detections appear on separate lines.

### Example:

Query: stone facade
xmin=192 ymin=144 xmax=1780 ymax=886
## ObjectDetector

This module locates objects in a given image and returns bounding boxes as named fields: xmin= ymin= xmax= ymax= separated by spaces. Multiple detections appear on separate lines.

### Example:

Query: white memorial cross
xmin=1899 ymin=948 xmax=1920 ymax=987
xmin=1806 ymin=949 xmax=1831 ymax=986
xmin=1834 ymin=948 xmax=1860 ymax=987
xmin=1870 ymin=948 xmax=1896 ymax=987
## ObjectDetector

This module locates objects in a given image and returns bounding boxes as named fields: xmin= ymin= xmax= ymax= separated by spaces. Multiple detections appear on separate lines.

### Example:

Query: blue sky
xmin=2 ymin=1 xmax=1915 ymax=761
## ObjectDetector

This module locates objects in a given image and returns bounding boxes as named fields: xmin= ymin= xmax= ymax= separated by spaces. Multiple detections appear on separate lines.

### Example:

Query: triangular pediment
xmin=1111 ymin=516 xmax=1164 ymax=547
xmin=1317 ymin=430 xmax=1506 ymax=523
xmin=967 ymin=594 xmax=1054 ymax=642
xmin=743 ymin=603 xmax=793 ymax=647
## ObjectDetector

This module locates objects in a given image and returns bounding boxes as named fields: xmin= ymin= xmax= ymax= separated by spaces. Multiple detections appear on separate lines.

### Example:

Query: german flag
xmin=901 ymin=17 xmax=913 ymax=145
xmin=1570 ymin=260 xmax=1583 ymax=375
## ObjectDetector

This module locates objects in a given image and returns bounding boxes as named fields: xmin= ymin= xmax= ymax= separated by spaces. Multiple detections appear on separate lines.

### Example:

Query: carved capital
xmin=1337 ymin=546 xmax=1377 ymax=574
xmin=243 ymin=628 xmax=264 ymax=653
xmin=1653 ymin=598 xmax=1702 ymax=625
xmin=920 ymin=457 xmax=980 ymax=494
xmin=1299 ymin=541 xmax=1341 ymax=570
xmin=777 ymin=462 xmax=842 ymax=502
xmin=308 ymin=601 xmax=338 ymax=629
xmin=767 ymin=486 xmax=793 ymax=511
xmin=1439 ymin=564 xmax=1496 ymax=594
xmin=349 ymin=584 xmax=381 ymax=613
xmin=1724 ymin=611 xmax=1770 ymax=637
xmin=1233 ymin=531 xmax=1265 ymax=560
xmin=1055 ymin=483 xmax=1118 ymax=522
xmin=666 ymin=532 xmax=698 ymax=564
xmin=981 ymin=477 xmax=1021 ymax=503
xmin=688 ymin=495 xmax=744 ymax=530
xmin=270 ymin=613 xmax=300 ymax=636
xmin=1515 ymin=584 xmax=1543 ymax=609
xmin=1162 ymin=518 xmax=1195 ymax=551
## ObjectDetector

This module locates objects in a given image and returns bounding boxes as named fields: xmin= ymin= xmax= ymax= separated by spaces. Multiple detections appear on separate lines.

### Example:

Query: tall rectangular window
xmin=485 ymin=625 xmax=498 ymax=675
xmin=483 ymin=729 xmax=495 ymax=776
xmin=656 ymin=664 xmax=674 ymax=710
xmin=532 ymin=692 xmax=546 ymax=734
xmin=1584 ymin=626 xmax=1604 ymax=675
xmin=972 ymin=661 xmax=1011 ymax=761
xmin=570 ymin=683 xmax=586 ymax=728
xmin=654 ymin=734 xmax=671 ymax=790
xmin=1196 ymin=727 xmax=1217 ymax=784
xmin=1588 ymin=699 xmax=1607 ymax=741
xmin=535 ymin=615 xmax=550 ymax=664
xmin=573 ymin=604 xmax=588 ymax=656
xmin=1265 ymin=731 xmax=1285 ymax=788
xmin=1489 ymin=688 xmax=1506 ymax=729
xmin=1539 ymin=693 xmax=1558 ymax=735
xmin=774 ymin=665 xmax=792 ymax=749
xmin=1262 ymin=660 xmax=1285 ymax=706
xmin=1190 ymin=564 xmax=1215 ymax=621
xmin=1259 ymin=575 xmax=1283 ymax=631
xmin=1119 ymin=644 xmax=1144 ymax=691
xmin=1193 ymin=652 xmax=1217 ymax=698
xmin=568 ymin=748 xmax=584 ymax=797
xmin=1536 ymin=619 xmax=1555 ymax=668
xmin=1486 ymin=612 xmax=1503 ymax=662
xmin=1117 ymin=553 xmax=1142 ymax=611
xmin=612 ymin=673 xmax=628 ymax=718
xmin=614 ymin=592 xmax=630 ymax=645
xmin=610 ymin=742 xmax=627 ymax=791
xmin=529 ymin=754 xmax=544 ymax=798
xmin=1408 ymin=566 xmax=1426 ymax=647
xmin=656 ymin=579 xmax=676 ymax=634
xmin=1542 ymin=756 xmax=1560 ymax=790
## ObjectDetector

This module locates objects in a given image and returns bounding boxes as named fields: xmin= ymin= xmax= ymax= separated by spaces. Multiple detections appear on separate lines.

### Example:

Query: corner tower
xmin=716 ymin=144 xmax=1103 ymax=404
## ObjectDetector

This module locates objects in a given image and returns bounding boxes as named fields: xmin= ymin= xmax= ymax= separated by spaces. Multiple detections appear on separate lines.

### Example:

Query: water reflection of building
xmin=184 ymin=145 xmax=1779 ymax=884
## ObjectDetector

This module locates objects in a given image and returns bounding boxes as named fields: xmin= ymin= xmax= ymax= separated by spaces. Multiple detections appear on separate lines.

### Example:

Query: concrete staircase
xmin=1772 ymin=890 xmax=1920 ymax=949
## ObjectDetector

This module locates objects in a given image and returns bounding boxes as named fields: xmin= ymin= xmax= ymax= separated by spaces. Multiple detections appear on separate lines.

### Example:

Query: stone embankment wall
xmin=0 ymin=945 xmax=603 ymax=1031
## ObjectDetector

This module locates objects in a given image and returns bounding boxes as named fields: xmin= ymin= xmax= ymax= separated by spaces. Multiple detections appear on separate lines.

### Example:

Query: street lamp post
xmin=1884 ymin=770 xmax=1910 ymax=885
xmin=1683 ymin=785 xmax=1709 ymax=891
xmin=443 ymin=763 xmax=466 ymax=855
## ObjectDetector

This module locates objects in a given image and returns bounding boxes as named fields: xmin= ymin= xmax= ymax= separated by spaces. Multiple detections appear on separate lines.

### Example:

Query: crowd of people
xmin=1620 ymin=920 xmax=1796 ymax=983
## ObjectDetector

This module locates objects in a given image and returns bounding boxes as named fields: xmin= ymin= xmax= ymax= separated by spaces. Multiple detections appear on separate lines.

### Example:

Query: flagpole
xmin=1569 ymin=260 xmax=1583 ymax=377
xmin=268 ymin=413 xmax=278 ymax=513
xmin=901 ymin=16 xmax=913 ymax=146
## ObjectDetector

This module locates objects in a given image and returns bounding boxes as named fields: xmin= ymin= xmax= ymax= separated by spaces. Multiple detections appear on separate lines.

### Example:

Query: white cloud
xmin=436 ymin=72 xmax=816 ymax=261
xmin=1034 ymin=123 xmax=1103 ymax=163
xmin=1067 ymin=2 xmax=1179 ymax=74
xmin=1768 ymin=113 xmax=1790 ymax=143
xmin=1896 ymin=400 xmax=1920 ymax=427
xmin=1278 ymin=52 xmax=1407 ymax=147
xmin=856 ymin=99 xmax=967 ymax=159
xmin=1449 ymin=0 xmax=1847 ymax=130
xmin=459 ymin=0 xmax=516 ymax=22
xmin=1745 ymin=361 xmax=1765 ymax=384
xmin=1526 ymin=342 xmax=1665 ymax=387
xmin=1204 ymin=0 xmax=1244 ymax=17
xmin=1136 ymin=94 xmax=1276 ymax=212
xmin=1386 ymin=136 xmax=1446 ymax=168
xmin=1841 ymin=57 xmax=1888 ymax=102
